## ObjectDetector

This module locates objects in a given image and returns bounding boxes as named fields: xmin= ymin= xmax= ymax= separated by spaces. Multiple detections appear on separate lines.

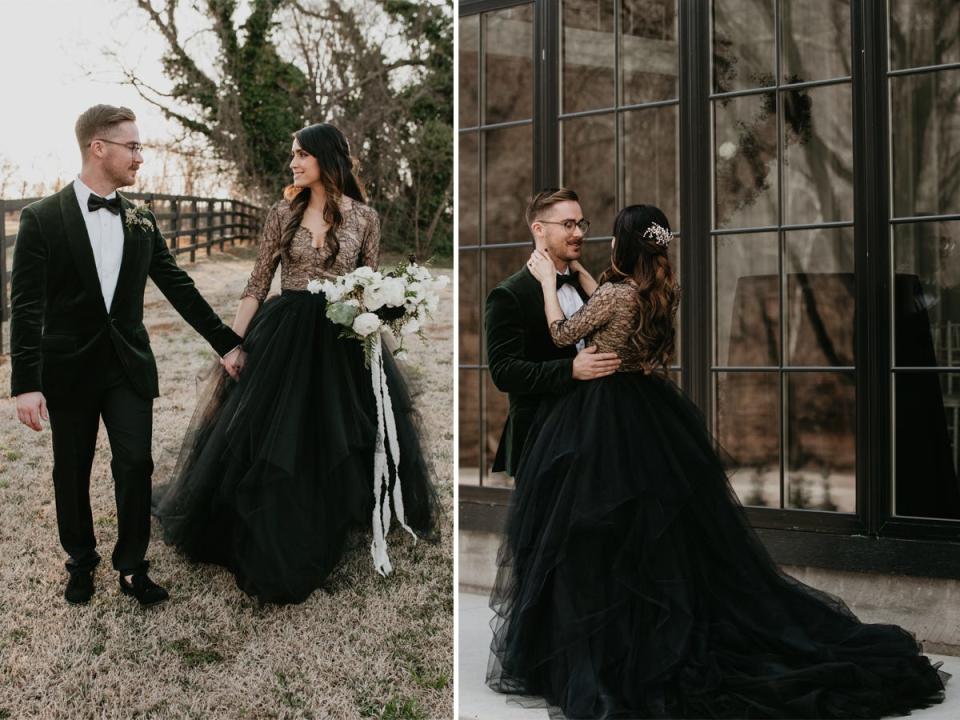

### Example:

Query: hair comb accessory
xmin=643 ymin=222 xmax=672 ymax=248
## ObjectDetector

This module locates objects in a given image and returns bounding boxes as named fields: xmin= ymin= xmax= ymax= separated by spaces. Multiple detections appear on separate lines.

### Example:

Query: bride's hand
xmin=527 ymin=250 xmax=555 ymax=287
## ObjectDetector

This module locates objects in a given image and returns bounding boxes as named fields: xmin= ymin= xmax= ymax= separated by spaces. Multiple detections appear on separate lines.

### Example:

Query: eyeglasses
xmin=537 ymin=218 xmax=591 ymax=234
xmin=91 ymin=138 xmax=144 ymax=153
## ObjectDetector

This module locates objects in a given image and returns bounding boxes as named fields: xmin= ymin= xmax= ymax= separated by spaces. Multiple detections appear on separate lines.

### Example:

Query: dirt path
xmin=0 ymin=246 xmax=453 ymax=719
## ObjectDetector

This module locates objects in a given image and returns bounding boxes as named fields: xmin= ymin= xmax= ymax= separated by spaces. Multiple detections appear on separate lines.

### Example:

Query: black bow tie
xmin=556 ymin=273 xmax=580 ymax=289
xmin=87 ymin=194 xmax=122 ymax=215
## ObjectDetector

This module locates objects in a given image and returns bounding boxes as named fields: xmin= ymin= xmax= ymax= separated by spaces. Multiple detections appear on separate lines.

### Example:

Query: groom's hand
xmin=15 ymin=392 xmax=48 ymax=432
xmin=572 ymin=346 xmax=620 ymax=380
xmin=221 ymin=347 xmax=245 ymax=380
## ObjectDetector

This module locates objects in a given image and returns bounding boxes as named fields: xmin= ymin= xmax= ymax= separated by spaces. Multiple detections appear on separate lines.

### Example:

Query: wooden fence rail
xmin=0 ymin=192 xmax=264 ymax=355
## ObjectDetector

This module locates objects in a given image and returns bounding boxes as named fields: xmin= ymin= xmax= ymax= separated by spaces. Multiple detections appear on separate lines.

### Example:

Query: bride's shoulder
xmin=344 ymin=196 xmax=377 ymax=220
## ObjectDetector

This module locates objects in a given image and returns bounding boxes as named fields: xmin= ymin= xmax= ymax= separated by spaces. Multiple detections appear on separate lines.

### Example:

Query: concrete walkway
xmin=459 ymin=591 xmax=960 ymax=720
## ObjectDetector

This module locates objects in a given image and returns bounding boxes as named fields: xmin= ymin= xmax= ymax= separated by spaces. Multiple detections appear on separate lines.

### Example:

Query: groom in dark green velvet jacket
xmin=10 ymin=105 xmax=242 ymax=606
xmin=485 ymin=188 xmax=620 ymax=477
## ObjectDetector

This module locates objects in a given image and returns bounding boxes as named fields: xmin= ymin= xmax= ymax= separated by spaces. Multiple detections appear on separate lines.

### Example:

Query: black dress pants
xmin=47 ymin=348 xmax=154 ymax=575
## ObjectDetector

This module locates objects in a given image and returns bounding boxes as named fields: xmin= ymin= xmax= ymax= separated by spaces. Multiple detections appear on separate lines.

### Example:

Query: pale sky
xmin=0 ymin=0 xmax=212 ymax=194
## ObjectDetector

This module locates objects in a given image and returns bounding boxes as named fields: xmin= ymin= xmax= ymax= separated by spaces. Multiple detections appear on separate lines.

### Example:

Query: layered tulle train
xmin=487 ymin=372 xmax=946 ymax=718
xmin=154 ymin=290 xmax=437 ymax=604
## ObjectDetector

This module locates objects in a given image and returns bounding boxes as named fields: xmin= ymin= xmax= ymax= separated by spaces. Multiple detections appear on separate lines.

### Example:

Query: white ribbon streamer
xmin=370 ymin=333 xmax=417 ymax=576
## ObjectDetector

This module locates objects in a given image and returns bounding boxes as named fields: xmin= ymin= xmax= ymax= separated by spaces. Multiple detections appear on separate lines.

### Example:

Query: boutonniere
xmin=124 ymin=205 xmax=154 ymax=232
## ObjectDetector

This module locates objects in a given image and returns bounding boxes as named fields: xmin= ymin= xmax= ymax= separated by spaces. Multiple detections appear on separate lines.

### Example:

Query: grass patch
xmin=166 ymin=638 xmax=224 ymax=668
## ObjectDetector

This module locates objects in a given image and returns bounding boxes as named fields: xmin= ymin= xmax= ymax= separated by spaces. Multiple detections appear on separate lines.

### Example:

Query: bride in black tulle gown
xmin=153 ymin=123 xmax=437 ymax=604
xmin=486 ymin=204 xmax=946 ymax=718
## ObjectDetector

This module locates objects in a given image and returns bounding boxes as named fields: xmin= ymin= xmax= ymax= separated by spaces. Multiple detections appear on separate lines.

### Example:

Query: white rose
xmin=410 ymin=265 xmax=431 ymax=282
xmin=352 ymin=312 xmax=381 ymax=337
xmin=363 ymin=282 xmax=387 ymax=311
xmin=344 ymin=298 xmax=360 ymax=308
xmin=379 ymin=277 xmax=405 ymax=307
xmin=321 ymin=280 xmax=345 ymax=301
xmin=400 ymin=318 xmax=420 ymax=335
xmin=307 ymin=279 xmax=324 ymax=295
xmin=352 ymin=266 xmax=377 ymax=281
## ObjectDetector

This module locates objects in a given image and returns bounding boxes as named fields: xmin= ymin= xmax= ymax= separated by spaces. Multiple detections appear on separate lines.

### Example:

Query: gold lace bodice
xmin=241 ymin=197 xmax=380 ymax=302
xmin=549 ymin=281 xmax=672 ymax=373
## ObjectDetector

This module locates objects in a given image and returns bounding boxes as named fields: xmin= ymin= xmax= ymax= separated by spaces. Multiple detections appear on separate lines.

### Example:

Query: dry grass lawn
xmin=0 ymin=245 xmax=453 ymax=720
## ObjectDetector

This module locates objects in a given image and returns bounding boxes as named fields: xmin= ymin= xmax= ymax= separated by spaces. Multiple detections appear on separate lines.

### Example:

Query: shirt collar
xmin=75 ymin=175 xmax=118 ymax=207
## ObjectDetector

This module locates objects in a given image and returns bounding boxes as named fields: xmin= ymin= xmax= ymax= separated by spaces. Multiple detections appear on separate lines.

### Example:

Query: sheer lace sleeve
xmin=549 ymin=282 xmax=619 ymax=347
xmin=241 ymin=203 xmax=284 ymax=302
xmin=359 ymin=207 xmax=380 ymax=269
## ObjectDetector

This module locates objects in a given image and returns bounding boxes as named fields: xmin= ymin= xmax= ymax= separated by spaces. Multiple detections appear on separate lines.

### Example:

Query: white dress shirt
xmin=74 ymin=176 xmax=124 ymax=312
xmin=557 ymin=267 xmax=585 ymax=352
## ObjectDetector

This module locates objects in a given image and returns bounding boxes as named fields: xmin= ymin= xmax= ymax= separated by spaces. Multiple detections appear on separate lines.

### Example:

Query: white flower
xmin=352 ymin=312 xmax=381 ymax=337
xmin=379 ymin=277 xmax=405 ymax=307
xmin=409 ymin=265 xmax=432 ymax=282
xmin=425 ymin=293 xmax=440 ymax=313
xmin=344 ymin=298 xmax=360 ymax=308
xmin=363 ymin=282 xmax=387 ymax=311
xmin=400 ymin=318 xmax=420 ymax=335
xmin=320 ymin=279 xmax=346 ymax=301
xmin=306 ymin=279 xmax=324 ymax=294
xmin=351 ymin=266 xmax=381 ymax=284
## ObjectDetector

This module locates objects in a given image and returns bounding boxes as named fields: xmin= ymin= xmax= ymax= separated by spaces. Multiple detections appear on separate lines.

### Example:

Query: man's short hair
xmin=525 ymin=187 xmax=580 ymax=229
xmin=75 ymin=105 xmax=137 ymax=155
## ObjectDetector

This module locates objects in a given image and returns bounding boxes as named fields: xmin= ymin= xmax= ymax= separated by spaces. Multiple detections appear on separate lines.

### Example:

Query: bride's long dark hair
xmin=599 ymin=204 xmax=680 ymax=371
xmin=281 ymin=123 xmax=366 ymax=269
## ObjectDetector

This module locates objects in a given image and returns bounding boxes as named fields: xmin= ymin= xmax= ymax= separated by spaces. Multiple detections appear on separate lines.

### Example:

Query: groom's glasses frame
xmin=90 ymin=138 xmax=144 ymax=154
xmin=537 ymin=218 xmax=591 ymax=234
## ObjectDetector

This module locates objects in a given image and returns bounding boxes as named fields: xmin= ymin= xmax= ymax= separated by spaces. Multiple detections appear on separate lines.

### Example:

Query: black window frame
xmin=458 ymin=0 xmax=960 ymax=579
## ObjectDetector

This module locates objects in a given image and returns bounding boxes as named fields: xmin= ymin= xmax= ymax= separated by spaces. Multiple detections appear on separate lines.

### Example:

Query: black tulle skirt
xmin=487 ymin=372 xmax=946 ymax=719
xmin=153 ymin=290 xmax=437 ymax=604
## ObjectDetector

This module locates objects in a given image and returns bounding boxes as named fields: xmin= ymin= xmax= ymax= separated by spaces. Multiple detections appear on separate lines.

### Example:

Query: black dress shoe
xmin=118 ymin=573 xmax=169 ymax=607
xmin=65 ymin=569 xmax=95 ymax=605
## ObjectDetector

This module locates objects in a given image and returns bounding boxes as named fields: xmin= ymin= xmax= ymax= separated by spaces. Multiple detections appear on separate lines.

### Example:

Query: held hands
xmin=221 ymin=347 xmax=247 ymax=381
xmin=15 ymin=392 xmax=48 ymax=432
xmin=527 ymin=249 xmax=556 ymax=287
xmin=573 ymin=345 xmax=621 ymax=381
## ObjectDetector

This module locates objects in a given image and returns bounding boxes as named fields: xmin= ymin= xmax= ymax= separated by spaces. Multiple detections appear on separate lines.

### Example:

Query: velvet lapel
xmin=110 ymin=194 xmax=140 ymax=315
xmin=59 ymin=182 xmax=107 ymax=318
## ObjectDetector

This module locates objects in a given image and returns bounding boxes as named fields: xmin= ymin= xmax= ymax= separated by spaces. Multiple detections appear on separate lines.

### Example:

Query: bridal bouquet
xmin=309 ymin=260 xmax=448 ymax=576
xmin=310 ymin=261 xmax=449 ymax=365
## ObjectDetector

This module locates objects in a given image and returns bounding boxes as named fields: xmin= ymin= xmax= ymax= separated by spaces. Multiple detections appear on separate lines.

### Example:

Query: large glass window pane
xmin=459 ymin=368 xmax=482 ymax=485
xmin=784 ymin=372 xmax=856 ymax=512
xmin=579 ymin=239 xmax=613 ymax=275
xmin=562 ymin=0 xmax=616 ymax=112
xmin=889 ymin=0 xmax=960 ymax=71
xmin=712 ymin=0 xmax=775 ymax=94
xmin=782 ymin=83 xmax=853 ymax=224
xmin=784 ymin=228 xmax=855 ymax=366
xmin=485 ymin=246 xmax=534 ymax=310
xmin=715 ymin=233 xmax=780 ymax=366
xmin=562 ymin=114 xmax=617 ymax=234
xmin=622 ymin=106 xmax=679 ymax=226
xmin=716 ymin=371 xmax=780 ymax=507
xmin=893 ymin=221 xmax=960 ymax=368
xmin=460 ymin=14 xmax=480 ymax=128
xmin=485 ymin=5 xmax=535 ymax=124
xmin=890 ymin=68 xmax=960 ymax=218
xmin=714 ymin=92 xmax=779 ymax=229
xmin=459 ymin=250 xmax=481 ymax=366
xmin=484 ymin=124 xmax=533 ymax=245
xmin=621 ymin=0 xmax=678 ymax=104
xmin=780 ymin=0 xmax=851 ymax=83
xmin=894 ymin=372 xmax=960 ymax=519
xmin=459 ymin=133 xmax=479 ymax=248
xmin=484 ymin=372 xmax=514 ymax=488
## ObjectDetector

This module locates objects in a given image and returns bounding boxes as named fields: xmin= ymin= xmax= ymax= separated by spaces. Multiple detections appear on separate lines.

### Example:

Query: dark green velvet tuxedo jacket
xmin=9 ymin=182 xmax=241 ymax=405
xmin=485 ymin=267 xmax=582 ymax=476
